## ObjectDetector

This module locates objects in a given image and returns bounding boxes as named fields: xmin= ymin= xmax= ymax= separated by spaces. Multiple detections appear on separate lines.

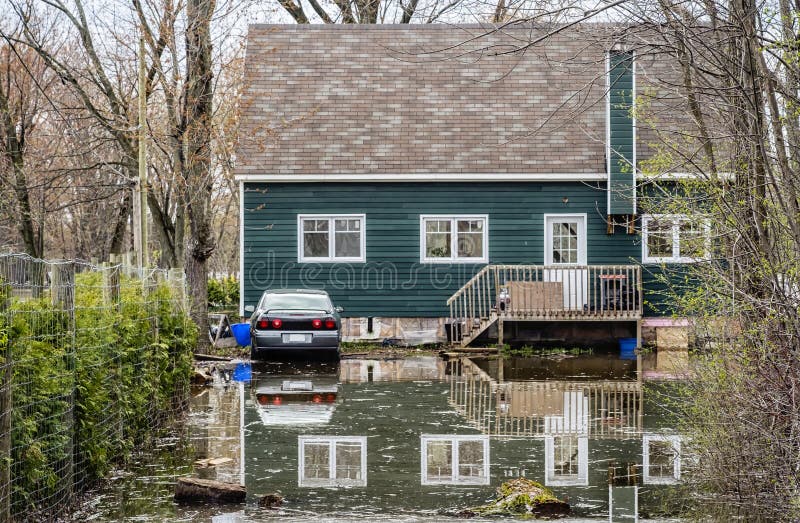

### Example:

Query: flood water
xmin=79 ymin=352 xmax=685 ymax=522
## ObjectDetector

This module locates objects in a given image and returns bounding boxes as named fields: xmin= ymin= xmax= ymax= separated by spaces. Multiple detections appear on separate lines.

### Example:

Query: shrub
xmin=3 ymin=269 xmax=196 ymax=516
xmin=207 ymin=275 xmax=239 ymax=309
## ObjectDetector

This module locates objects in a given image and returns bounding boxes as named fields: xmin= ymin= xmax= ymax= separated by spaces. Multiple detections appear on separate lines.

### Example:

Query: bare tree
xmin=450 ymin=3 xmax=800 ymax=518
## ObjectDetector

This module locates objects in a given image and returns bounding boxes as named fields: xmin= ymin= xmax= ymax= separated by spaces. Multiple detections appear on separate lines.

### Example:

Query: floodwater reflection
xmin=83 ymin=354 xmax=684 ymax=522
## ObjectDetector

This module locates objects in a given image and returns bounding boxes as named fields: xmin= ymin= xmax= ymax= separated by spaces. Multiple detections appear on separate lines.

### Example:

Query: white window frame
xmin=641 ymin=214 xmax=710 ymax=264
xmin=420 ymin=215 xmax=489 ymax=264
xmin=420 ymin=434 xmax=490 ymax=485
xmin=642 ymin=434 xmax=681 ymax=484
xmin=298 ymin=214 xmax=366 ymax=263
xmin=543 ymin=214 xmax=587 ymax=266
xmin=298 ymin=435 xmax=368 ymax=487
xmin=544 ymin=435 xmax=589 ymax=486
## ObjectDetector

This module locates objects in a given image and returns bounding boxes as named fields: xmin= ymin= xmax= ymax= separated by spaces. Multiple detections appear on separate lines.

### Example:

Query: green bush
xmin=4 ymin=270 xmax=197 ymax=515
xmin=207 ymin=275 xmax=239 ymax=309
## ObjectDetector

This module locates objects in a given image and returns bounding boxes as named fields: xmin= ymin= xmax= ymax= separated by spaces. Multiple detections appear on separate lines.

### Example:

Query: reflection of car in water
xmin=252 ymin=374 xmax=340 ymax=426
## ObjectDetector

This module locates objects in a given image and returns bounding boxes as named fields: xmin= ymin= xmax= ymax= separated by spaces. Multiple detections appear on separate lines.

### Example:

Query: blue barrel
xmin=231 ymin=323 xmax=251 ymax=347
xmin=619 ymin=337 xmax=638 ymax=359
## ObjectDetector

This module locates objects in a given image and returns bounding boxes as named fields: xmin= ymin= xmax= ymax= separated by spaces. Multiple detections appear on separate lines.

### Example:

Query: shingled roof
xmin=236 ymin=24 xmax=639 ymax=177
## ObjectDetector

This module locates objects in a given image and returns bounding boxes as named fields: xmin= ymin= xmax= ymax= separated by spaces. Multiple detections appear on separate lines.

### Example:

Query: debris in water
xmin=174 ymin=477 xmax=246 ymax=503
xmin=259 ymin=493 xmax=283 ymax=508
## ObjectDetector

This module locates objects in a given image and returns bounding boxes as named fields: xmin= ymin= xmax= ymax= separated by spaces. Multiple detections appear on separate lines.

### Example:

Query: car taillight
xmin=326 ymin=393 xmax=336 ymax=403
xmin=257 ymin=394 xmax=283 ymax=405
xmin=324 ymin=318 xmax=336 ymax=329
xmin=312 ymin=319 xmax=322 ymax=329
xmin=312 ymin=394 xmax=322 ymax=403
xmin=272 ymin=318 xmax=282 ymax=329
xmin=257 ymin=319 xmax=269 ymax=329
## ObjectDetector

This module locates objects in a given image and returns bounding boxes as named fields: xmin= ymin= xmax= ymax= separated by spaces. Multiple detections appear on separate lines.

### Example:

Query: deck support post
xmin=636 ymin=319 xmax=641 ymax=348
xmin=497 ymin=318 xmax=504 ymax=348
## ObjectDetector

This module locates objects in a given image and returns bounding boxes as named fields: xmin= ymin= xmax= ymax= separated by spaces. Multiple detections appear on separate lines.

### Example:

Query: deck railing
xmin=447 ymin=264 xmax=642 ymax=345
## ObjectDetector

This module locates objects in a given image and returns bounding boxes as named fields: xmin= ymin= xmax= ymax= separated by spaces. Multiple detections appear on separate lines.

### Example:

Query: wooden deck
xmin=447 ymin=265 xmax=642 ymax=347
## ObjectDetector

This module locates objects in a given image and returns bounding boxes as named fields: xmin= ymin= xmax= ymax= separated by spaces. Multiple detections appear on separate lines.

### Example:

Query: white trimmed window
xmin=642 ymin=215 xmax=709 ymax=263
xmin=544 ymin=436 xmax=589 ymax=486
xmin=298 ymin=436 xmax=367 ymax=487
xmin=298 ymin=214 xmax=366 ymax=262
xmin=420 ymin=215 xmax=488 ymax=263
xmin=643 ymin=434 xmax=681 ymax=484
xmin=421 ymin=435 xmax=490 ymax=485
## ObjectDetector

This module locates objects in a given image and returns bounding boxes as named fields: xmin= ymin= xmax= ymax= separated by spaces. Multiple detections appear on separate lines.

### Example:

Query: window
xmin=643 ymin=435 xmax=681 ymax=484
xmin=298 ymin=436 xmax=367 ymax=487
xmin=421 ymin=435 xmax=490 ymax=485
xmin=420 ymin=216 xmax=488 ymax=263
xmin=544 ymin=436 xmax=588 ymax=486
xmin=298 ymin=215 xmax=365 ymax=262
xmin=642 ymin=215 xmax=709 ymax=263
xmin=544 ymin=214 xmax=587 ymax=266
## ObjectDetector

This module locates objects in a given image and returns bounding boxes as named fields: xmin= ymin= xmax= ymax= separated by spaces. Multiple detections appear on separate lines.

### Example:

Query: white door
xmin=544 ymin=215 xmax=588 ymax=310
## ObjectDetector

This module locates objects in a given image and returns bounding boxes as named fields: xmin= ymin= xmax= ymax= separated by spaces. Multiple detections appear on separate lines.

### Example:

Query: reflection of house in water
xmin=244 ymin=357 xmax=682 ymax=521
xmin=446 ymin=355 xmax=681 ymax=519
xmin=339 ymin=356 xmax=445 ymax=383
xmin=449 ymin=357 xmax=642 ymax=439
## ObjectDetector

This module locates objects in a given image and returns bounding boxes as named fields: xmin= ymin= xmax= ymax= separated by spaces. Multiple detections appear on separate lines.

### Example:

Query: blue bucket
xmin=231 ymin=323 xmax=251 ymax=347
xmin=619 ymin=337 xmax=638 ymax=359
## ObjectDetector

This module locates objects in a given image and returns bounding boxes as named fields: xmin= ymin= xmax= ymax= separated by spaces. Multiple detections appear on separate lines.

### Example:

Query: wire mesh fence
xmin=0 ymin=254 xmax=197 ymax=521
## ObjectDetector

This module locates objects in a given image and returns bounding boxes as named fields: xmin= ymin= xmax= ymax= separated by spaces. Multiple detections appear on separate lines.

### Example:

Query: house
xmin=235 ymin=24 xmax=699 ymax=348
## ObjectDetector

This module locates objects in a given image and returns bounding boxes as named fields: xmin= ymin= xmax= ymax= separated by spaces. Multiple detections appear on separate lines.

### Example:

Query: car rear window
xmin=261 ymin=293 xmax=332 ymax=311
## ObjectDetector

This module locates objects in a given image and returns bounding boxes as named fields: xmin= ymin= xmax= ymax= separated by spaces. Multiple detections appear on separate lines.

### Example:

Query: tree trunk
xmin=183 ymin=0 xmax=216 ymax=351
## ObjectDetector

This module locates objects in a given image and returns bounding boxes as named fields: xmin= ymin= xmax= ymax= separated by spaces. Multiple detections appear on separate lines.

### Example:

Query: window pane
xmin=304 ymin=443 xmax=330 ymax=479
xmin=304 ymin=232 xmax=329 ymax=258
xmin=335 ymin=442 xmax=363 ymax=481
xmin=457 ymin=233 xmax=483 ymax=258
xmin=426 ymin=220 xmax=451 ymax=233
xmin=648 ymin=440 xmax=676 ymax=478
xmin=646 ymin=220 xmax=673 ymax=258
xmin=335 ymin=231 xmax=361 ymax=258
xmin=457 ymin=220 xmax=482 ymax=232
xmin=458 ymin=440 xmax=485 ymax=478
xmin=304 ymin=219 xmax=328 ymax=232
xmin=553 ymin=436 xmax=579 ymax=477
xmin=335 ymin=219 xmax=360 ymax=232
xmin=678 ymin=221 xmax=705 ymax=259
xmin=426 ymin=441 xmax=452 ymax=481
xmin=552 ymin=221 xmax=578 ymax=264
xmin=426 ymin=233 xmax=451 ymax=258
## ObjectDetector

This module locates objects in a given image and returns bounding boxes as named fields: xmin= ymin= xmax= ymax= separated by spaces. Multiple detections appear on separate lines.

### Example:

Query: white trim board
xmin=234 ymin=173 xmax=606 ymax=183
xmin=239 ymin=180 xmax=245 ymax=318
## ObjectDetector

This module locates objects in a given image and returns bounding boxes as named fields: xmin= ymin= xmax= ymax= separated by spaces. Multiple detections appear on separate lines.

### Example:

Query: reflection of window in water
xmin=544 ymin=436 xmax=588 ymax=486
xmin=643 ymin=435 xmax=681 ymax=484
xmin=421 ymin=435 xmax=489 ymax=485
xmin=298 ymin=436 xmax=367 ymax=487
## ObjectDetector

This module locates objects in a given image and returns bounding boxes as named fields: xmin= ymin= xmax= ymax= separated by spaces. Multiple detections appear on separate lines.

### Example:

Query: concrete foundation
xmin=340 ymin=317 xmax=447 ymax=344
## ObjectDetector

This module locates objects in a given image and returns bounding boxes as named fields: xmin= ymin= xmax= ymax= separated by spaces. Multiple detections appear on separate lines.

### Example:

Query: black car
xmin=245 ymin=289 xmax=342 ymax=359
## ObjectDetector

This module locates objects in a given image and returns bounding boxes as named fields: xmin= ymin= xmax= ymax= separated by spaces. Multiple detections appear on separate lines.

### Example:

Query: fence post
xmin=59 ymin=262 xmax=77 ymax=506
xmin=0 ymin=257 xmax=12 ymax=523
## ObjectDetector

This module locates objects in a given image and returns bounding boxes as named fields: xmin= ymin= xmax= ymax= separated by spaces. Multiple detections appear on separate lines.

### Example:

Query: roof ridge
xmin=247 ymin=22 xmax=625 ymax=31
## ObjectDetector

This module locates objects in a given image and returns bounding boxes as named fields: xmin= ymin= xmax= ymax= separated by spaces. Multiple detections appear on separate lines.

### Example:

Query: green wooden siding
xmin=608 ymin=51 xmax=635 ymax=215
xmin=241 ymin=182 xmax=642 ymax=317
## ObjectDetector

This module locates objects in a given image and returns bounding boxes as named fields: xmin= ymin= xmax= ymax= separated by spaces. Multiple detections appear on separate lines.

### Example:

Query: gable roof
xmin=236 ymin=24 xmax=630 ymax=177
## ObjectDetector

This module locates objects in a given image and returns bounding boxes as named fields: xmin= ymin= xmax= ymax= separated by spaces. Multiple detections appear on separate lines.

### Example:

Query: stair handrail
xmin=446 ymin=264 xmax=494 ymax=305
